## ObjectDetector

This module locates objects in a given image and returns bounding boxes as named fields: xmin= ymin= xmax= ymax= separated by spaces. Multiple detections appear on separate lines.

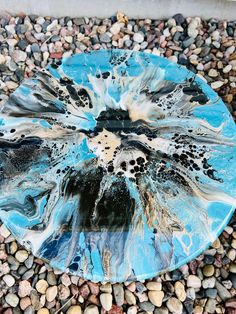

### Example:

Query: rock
xmin=154 ymin=307 xmax=169 ymax=314
xmin=205 ymin=298 xmax=216 ymax=313
xmin=211 ymin=81 xmax=224 ymax=89
xmin=47 ymin=271 xmax=57 ymax=285
xmin=212 ymin=238 xmax=221 ymax=249
xmin=35 ymin=279 xmax=48 ymax=294
xmin=30 ymin=290 xmax=41 ymax=310
xmin=172 ymin=13 xmax=185 ymax=25
xmin=136 ymin=282 xmax=146 ymax=293
xmin=88 ymin=282 xmax=99 ymax=295
xmin=58 ymin=284 xmax=70 ymax=300
xmin=127 ymin=306 xmax=137 ymax=314
xmin=20 ymin=296 xmax=31 ymax=310
xmin=79 ymin=283 xmax=90 ymax=298
xmin=133 ymin=32 xmax=144 ymax=43
xmin=50 ymin=52 xmax=63 ymax=59
xmin=229 ymin=273 xmax=236 ymax=288
xmin=5 ymin=81 xmax=18 ymax=90
xmin=184 ymin=298 xmax=194 ymax=314
xmin=139 ymin=301 xmax=155 ymax=312
xmin=174 ymin=281 xmax=186 ymax=301
xmin=0 ymin=54 xmax=6 ymax=64
xmin=99 ymin=33 xmax=111 ymax=43
xmin=3 ymin=274 xmax=15 ymax=287
xmin=12 ymin=50 xmax=27 ymax=63
xmin=148 ymin=290 xmax=164 ymax=307
xmin=100 ymin=283 xmax=112 ymax=293
xmin=223 ymin=64 xmax=232 ymax=73
xmin=205 ymin=288 xmax=217 ymax=298
xmin=100 ymin=293 xmax=113 ymax=311
xmin=193 ymin=305 xmax=203 ymax=314
xmin=231 ymin=239 xmax=236 ymax=249
xmin=0 ymin=262 xmax=10 ymax=275
xmin=61 ymin=273 xmax=71 ymax=286
xmin=229 ymin=263 xmax=236 ymax=273
xmin=84 ymin=305 xmax=99 ymax=314
xmin=125 ymin=290 xmax=136 ymax=305
xmin=113 ymin=284 xmax=124 ymax=306
xmin=188 ymin=18 xmax=200 ymax=38
xmin=183 ymin=37 xmax=195 ymax=48
xmin=108 ymin=304 xmax=123 ymax=314
xmin=66 ymin=305 xmax=82 ymax=314
xmin=15 ymin=250 xmax=29 ymax=262
xmin=73 ymin=18 xmax=85 ymax=26
xmin=25 ymin=305 xmax=34 ymax=314
xmin=225 ymin=299 xmax=236 ymax=309
xmin=204 ymin=255 xmax=215 ymax=264
xmin=202 ymin=277 xmax=216 ymax=289
xmin=110 ymin=23 xmax=121 ymax=35
xmin=222 ymin=280 xmax=232 ymax=290
xmin=208 ymin=69 xmax=218 ymax=77
xmin=37 ymin=309 xmax=50 ymax=314
xmin=166 ymin=297 xmax=183 ymax=314
xmin=5 ymin=293 xmax=19 ymax=307
xmin=46 ymin=286 xmax=58 ymax=302
xmin=117 ymin=12 xmax=128 ymax=24
xmin=203 ymin=265 xmax=215 ymax=277
xmin=65 ymin=36 xmax=73 ymax=44
xmin=187 ymin=275 xmax=201 ymax=288
xmin=0 ymin=224 xmax=11 ymax=238
xmin=215 ymin=281 xmax=231 ymax=301
xmin=18 ymin=280 xmax=32 ymax=297
xmin=200 ymin=46 xmax=211 ymax=57
xmin=146 ymin=281 xmax=162 ymax=291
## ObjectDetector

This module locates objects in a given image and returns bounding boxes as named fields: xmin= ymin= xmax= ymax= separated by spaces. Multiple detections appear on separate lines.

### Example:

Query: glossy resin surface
xmin=0 ymin=50 xmax=236 ymax=282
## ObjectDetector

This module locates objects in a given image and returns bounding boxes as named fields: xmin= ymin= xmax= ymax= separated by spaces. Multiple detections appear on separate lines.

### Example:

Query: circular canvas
xmin=0 ymin=50 xmax=235 ymax=282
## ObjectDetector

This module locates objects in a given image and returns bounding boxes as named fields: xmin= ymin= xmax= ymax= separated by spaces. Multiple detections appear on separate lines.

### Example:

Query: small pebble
xmin=187 ymin=275 xmax=201 ymax=288
xmin=100 ymin=293 xmax=113 ymax=311
xmin=66 ymin=305 xmax=82 ymax=314
xmin=148 ymin=290 xmax=164 ymax=307
xmin=166 ymin=297 xmax=183 ymax=314
xmin=5 ymin=293 xmax=19 ymax=307
xmin=46 ymin=285 xmax=58 ymax=302
xmin=15 ymin=250 xmax=29 ymax=263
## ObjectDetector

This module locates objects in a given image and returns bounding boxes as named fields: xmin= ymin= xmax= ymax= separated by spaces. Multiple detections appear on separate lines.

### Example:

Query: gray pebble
xmin=99 ymin=33 xmax=111 ymax=43
xmin=139 ymin=301 xmax=155 ymax=312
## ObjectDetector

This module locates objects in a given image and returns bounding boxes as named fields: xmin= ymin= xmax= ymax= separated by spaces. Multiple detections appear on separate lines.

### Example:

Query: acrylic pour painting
xmin=0 ymin=50 xmax=236 ymax=282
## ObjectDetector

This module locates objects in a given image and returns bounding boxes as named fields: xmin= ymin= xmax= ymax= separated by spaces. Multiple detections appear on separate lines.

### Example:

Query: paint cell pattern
xmin=0 ymin=50 xmax=235 ymax=282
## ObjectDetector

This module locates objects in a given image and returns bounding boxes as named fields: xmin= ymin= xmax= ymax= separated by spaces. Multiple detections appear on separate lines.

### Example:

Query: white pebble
xmin=0 ymin=224 xmax=11 ymax=238
xmin=211 ymin=81 xmax=224 ymax=89
xmin=133 ymin=32 xmax=144 ymax=43
xmin=3 ymin=274 xmax=15 ymax=287
xmin=100 ymin=293 xmax=113 ymax=311
xmin=187 ymin=275 xmax=201 ymax=289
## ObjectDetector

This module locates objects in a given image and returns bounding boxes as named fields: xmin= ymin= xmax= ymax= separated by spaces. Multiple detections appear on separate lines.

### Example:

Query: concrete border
xmin=0 ymin=0 xmax=236 ymax=20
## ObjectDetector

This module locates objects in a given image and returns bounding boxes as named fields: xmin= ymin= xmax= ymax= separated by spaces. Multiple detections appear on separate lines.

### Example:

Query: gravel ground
xmin=0 ymin=12 xmax=236 ymax=314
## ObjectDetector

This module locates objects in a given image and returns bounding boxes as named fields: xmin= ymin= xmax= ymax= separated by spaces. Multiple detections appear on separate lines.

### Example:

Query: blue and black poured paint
xmin=0 ymin=50 xmax=236 ymax=282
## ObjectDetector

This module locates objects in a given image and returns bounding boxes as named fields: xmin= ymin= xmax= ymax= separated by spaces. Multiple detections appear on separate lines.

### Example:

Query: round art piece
xmin=0 ymin=50 xmax=236 ymax=282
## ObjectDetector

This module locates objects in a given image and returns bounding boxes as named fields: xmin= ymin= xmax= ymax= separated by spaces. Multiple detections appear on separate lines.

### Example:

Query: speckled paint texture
xmin=0 ymin=50 xmax=235 ymax=282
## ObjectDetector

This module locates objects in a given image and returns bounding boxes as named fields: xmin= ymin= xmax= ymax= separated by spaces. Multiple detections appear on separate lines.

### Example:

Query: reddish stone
xmin=71 ymin=284 xmax=79 ymax=296
xmin=3 ymin=309 xmax=13 ymax=314
xmin=88 ymin=282 xmax=99 ymax=295
xmin=88 ymin=294 xmax=100 ymax=306
xmin=226 ymin=309 xmax=236 ymax=314
xmin=50 ymin=52 xmax=63 ymax=59
xmin=189 ymin=260 xmax=198 ymax=274
xmin=79 ymin=283 xmax=90 ymax=299
xmin=0 ymin=250 xmax=7 ymax=260
xmin=226 ymin=299 xmax=236 ymax=309
xmin=108 ymin=305 xmax=123 ymax=314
